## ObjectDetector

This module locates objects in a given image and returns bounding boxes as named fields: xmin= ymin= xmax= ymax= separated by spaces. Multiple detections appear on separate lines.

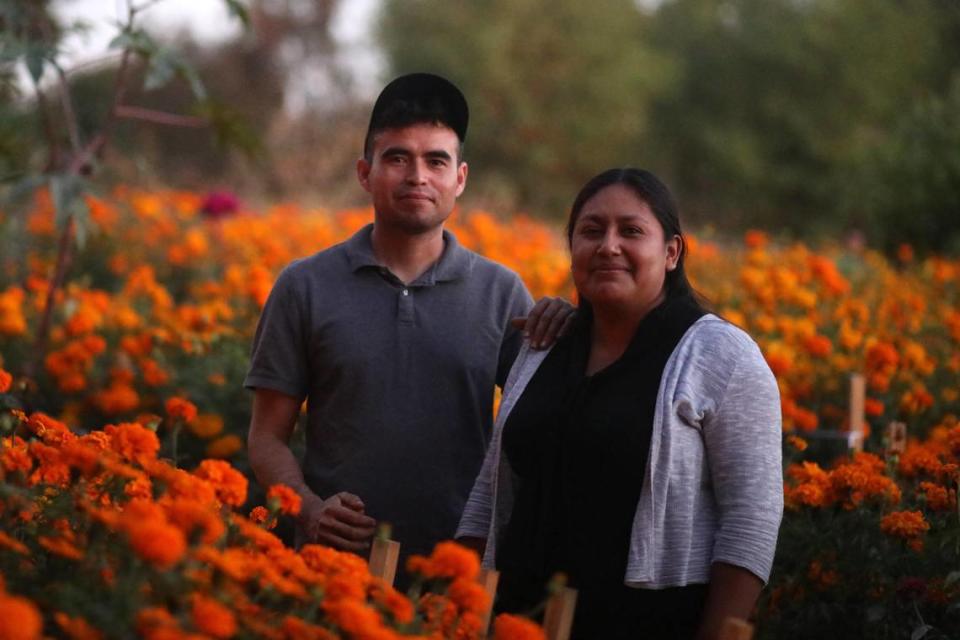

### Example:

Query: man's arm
xmin=695 ymin=562 xmax=763 ymax=640
xmin=248 ymin=388 xmax=376 ymax=552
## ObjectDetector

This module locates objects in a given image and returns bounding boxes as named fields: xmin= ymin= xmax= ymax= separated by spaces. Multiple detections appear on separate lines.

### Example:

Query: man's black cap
xmin=365 ymin=73 xmax=469 ymax=153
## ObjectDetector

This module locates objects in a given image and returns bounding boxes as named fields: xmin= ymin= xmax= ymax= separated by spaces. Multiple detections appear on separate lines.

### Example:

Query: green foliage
xmin=849 ymin=76 xmax=960 ymax=254
xmin=376 ymin=0 xmax=960 ymax=250
xmin=379 ymin=0 xmax=674 ymax=217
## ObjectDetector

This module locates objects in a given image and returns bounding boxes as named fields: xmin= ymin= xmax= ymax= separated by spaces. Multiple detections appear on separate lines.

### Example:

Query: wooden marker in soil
xmin=543 ymin=586 xmax=578 ymax=640
xmin=476 ymin=568 xmax=499 ymax=636
xmin=368 ymin=536 xmax=401 ymax=586
xmin=886 ymin=421 xmax=907 ymax=457
xmin=848 ymin=373 xmax=866 ymax=452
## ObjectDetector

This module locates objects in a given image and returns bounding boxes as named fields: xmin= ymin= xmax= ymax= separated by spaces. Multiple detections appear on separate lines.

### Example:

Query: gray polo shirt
xmin=244 ymin=224 xmax=533 ymax=557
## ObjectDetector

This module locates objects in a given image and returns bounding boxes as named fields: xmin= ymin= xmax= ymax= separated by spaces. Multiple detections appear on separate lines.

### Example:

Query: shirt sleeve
xmin=496 ymin=275 xmax=534 ymax=388
xmin=703 ymin=337 xmax=784 ymax=583
xmin=243 ymin=269 xmax=310 ymax=400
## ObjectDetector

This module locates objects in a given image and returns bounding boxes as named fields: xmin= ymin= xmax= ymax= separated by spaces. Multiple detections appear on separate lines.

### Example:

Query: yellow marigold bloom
xmin=880 ymin=510 xmax=930 ymax=540
xmin=0 ymin=593 xmax=43 ymax=640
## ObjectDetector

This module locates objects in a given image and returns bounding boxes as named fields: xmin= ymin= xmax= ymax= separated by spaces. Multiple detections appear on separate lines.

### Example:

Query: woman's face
xmin=570 ymin=183 xmax=680 ymax=315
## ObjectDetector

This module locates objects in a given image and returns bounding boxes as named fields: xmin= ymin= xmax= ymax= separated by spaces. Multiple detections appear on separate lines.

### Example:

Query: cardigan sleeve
xmin=456 ymin=434 xmax=498 ymax=539
xmin=702 ymin=336 xmax=783 ymax=583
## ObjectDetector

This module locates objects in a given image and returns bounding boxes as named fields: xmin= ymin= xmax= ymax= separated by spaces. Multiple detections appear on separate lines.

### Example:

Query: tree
xmin=378 ymin=0 xmax=672 ymax=217
xmin=644 ymin=0 xmax=949 ymax=233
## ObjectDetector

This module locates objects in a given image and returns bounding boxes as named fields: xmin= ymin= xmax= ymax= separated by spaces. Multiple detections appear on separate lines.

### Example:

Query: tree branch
xmin=115 ymin=105 xmax=207 ymax=128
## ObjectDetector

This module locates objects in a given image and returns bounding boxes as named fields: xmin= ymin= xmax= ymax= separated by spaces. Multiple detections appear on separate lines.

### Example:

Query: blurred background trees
xmin=3 ymin=0 xmax=959 ymax=252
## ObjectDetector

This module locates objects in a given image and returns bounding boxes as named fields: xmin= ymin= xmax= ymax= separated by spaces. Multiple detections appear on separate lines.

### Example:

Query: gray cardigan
xmin=456 ymin=314 xmax=783 ymax=588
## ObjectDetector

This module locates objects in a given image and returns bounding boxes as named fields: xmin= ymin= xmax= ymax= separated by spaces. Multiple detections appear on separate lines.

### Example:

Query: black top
xmin=496 ymin=296 xmax=707 ymax=639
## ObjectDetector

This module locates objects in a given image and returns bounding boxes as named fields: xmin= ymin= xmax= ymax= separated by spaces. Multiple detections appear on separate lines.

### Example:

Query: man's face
xmin=357 ymin=123 xmax=468 ymax=235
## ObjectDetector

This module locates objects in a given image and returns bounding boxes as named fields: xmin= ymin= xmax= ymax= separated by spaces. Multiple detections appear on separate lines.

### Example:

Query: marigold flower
xmin=0 ymin=530 xmax=29 ymax=555
xmin=0 ymin=368 xmax=12 ymax=393
xmin=188 ymin=413 xmax=224 ymax=439
xmin=54 ymin=612 xmax=103 ymax=640
xmin=194 ymin=459 xmax=248 ymax=507
xmin=918 ymin=482 xmax=955 ymax=512
xmin=104 ymin=422 xmax=160 ymax=465
xmin=267 ymin=484 xmax=302 ymax=516
xmin=0 ymin=593 xmax=43 ymax=640
xmin=126 ymin=518 xmax=187 ymax=568
xmin=38 ymin=535 xmax=84 ymax=561
xmin=493 ymin=613 xmax=546 ymax=640
xmin=880 ymin=510 xmax=930 ymax=540
xmin=205 ymin=434 xmax=243 ymax=459
xmin=447 ymin=577 xmax=491 ymax=614
xmin=165 ymin=397 xmax=198 ymax=424
xmin=786 ymin=435 xmax=808 ymax=452
xmin=249 ymin=506 xmax=273 ymax=528
xmin=408 ymin=541 xmax=480 ymax=581
xmin=191 ymin=594 xmax=237 ymax=639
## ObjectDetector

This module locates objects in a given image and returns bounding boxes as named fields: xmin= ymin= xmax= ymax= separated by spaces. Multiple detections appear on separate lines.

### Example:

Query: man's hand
xmin=299 ymin=491 xmax=377 ymax=553
xmin=511 ymin=296 xmax=576 ymax=349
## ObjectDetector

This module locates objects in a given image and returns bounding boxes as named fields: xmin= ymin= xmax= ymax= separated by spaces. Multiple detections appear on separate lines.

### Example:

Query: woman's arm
xmin=696 ymin=562 xmax=763 ymax=640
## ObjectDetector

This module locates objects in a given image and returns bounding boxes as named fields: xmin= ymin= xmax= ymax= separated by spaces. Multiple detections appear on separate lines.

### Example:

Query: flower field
xmin=1 ymin=188 xmax=959 ymax=638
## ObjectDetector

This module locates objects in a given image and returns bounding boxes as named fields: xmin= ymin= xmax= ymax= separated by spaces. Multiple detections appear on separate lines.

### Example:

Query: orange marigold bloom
xmin=104 ymin=422 xmax=160 ymax=465
xmin=194 ymin=459 xmax=248 ymax=507
xmin=126 ymin=518 xmax=187 ymax=568
xmin=267 ymin=484 xmax=302 ymax=516
xmin=136 ymin=607 xmax=178 ymax=635
xmin=786 ymin=435 xmax=808 ymax=452
xmin=448 ymin=577 xmax=491 ymax=615
xmin=205 ymin=434 xmax=243 ymax=459
xmin=408 ymin=541 xmax=480 ymax=581
xmin=191 ymin=594 xmax=237 ymax=639
xmin=165 ymin=397 xmax=198 ymax=424
xmin=188 ymin=413 xmax=223 ymax=439
xmin=1 ymin=437 xmax=33 ymax=474
xmin=249 ymin=506 xmax=273 ymax=528
xmin=163 ymin=497 xmax=226 ymax=544
xmin=0 ymin=368 xmax=12 ymax=393
xmin=54 ymin=612 xmax=103 ymax=640
xmin=493 ymin=613 xmax=546 ymax=640
xmin=0 ymin=530 xmax=29 ymax=555
xmin=281 ymin=616 xmax=338 ymax=640
xmin=38 ymin=535 xmax=84 ymax=560
xmin=918 ymin=482 xmax=956 ymax=512
xmin=0 ymin=594 xmax=42 ymax=639
xmin=880 ymin=510 xmax=930 ymax=540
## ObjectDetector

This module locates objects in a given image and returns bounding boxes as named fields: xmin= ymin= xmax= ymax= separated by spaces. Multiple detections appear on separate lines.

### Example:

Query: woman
xmin=456 ymin=168 xmax=782 ymax=639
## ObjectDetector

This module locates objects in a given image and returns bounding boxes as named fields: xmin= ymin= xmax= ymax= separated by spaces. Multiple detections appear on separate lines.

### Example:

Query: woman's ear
xmin=665 ymin=235 xmax=682 ymax=271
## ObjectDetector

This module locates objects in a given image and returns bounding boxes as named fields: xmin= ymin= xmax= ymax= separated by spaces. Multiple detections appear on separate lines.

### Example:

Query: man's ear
xmin=455 ymin=161 xmax=469 ymax=198
xmin=356 ymin=157 xmax=372 ymax=193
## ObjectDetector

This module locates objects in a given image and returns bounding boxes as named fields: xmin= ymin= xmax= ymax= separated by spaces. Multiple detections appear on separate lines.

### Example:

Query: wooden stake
xmin=368 ymin=538 xmax=400 ymax=586
xmin=476 ymin=568 xmax=499 ymax=636
xmin=886 ymin=421 xmax=907 ymax=456
xmin=719 ymin=617 xmax=754 ymax=640
xmin=848 ymin=373 xmax=866 ymax=452
xmin=543 ymin=587 xmax=577 ymax=640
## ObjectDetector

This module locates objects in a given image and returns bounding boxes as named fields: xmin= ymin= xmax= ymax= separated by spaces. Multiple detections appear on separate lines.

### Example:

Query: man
xmin=245 ymin=73 xmax=570 ymax=562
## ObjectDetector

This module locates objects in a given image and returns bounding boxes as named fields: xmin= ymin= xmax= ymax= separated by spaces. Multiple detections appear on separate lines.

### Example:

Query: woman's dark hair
xmin=566 ymin=167 xmax=705 ymax=308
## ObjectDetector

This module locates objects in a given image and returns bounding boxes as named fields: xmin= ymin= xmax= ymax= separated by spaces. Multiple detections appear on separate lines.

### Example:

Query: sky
xmin=49 ymin=0 xmax=383 ymax=102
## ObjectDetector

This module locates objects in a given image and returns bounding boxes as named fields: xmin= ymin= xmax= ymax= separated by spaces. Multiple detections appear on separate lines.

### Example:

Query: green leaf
xmin=49 ymin=173 xmax=87 ymax=234
xmin=144 ymin=50 xmax=176 ymax=91
xmin=223 ymin=0 xmax=250 ymax=27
